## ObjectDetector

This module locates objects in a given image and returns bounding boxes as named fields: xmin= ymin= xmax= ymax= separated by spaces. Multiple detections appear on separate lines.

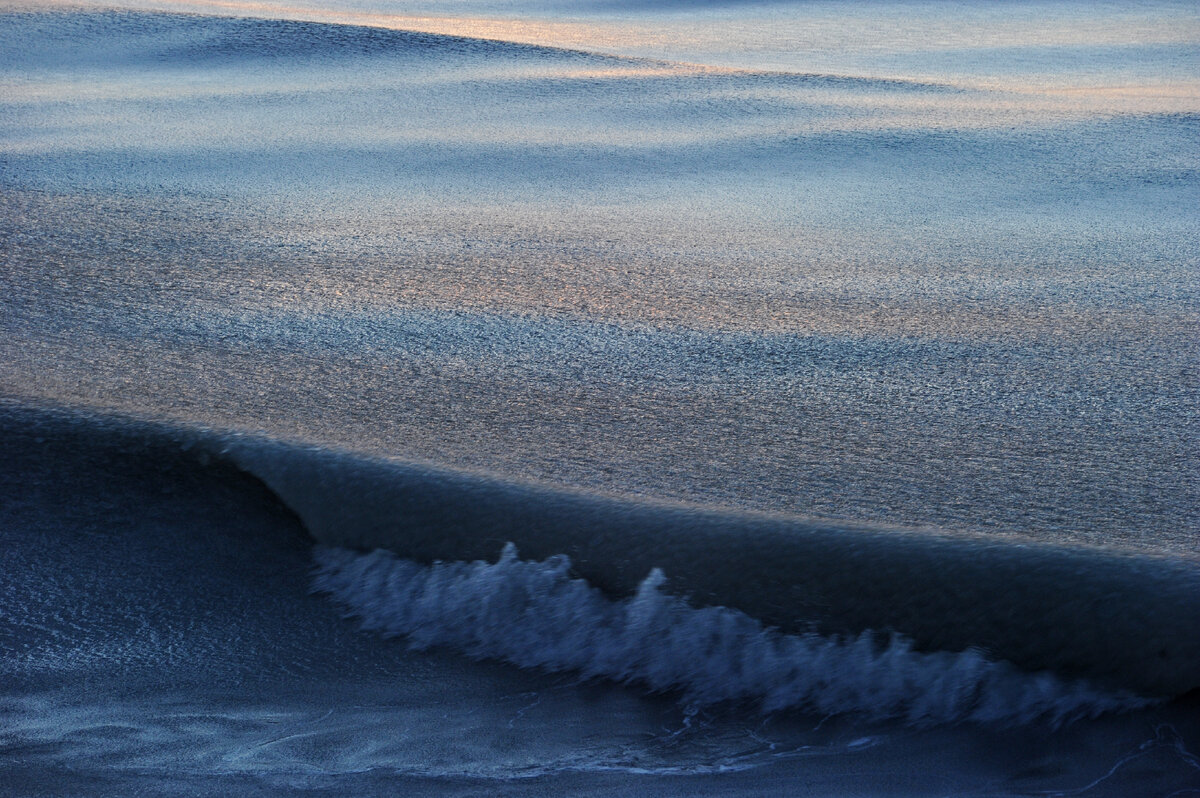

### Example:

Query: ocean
xmin=1 ymin=0 xmax=1198 ymax=794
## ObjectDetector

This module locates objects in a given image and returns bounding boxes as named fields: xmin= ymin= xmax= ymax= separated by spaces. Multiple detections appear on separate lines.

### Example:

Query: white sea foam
xmin=313 ymin=544 xmax=1152 ymax=727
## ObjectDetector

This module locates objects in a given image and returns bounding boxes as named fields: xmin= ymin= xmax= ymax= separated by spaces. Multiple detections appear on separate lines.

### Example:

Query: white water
xmin=313 ymin=543 xmax=1150 ymax=726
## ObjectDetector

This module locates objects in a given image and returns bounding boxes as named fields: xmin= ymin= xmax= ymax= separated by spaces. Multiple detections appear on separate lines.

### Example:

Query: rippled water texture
xmin=1 ymin=0 xmax=1198 ymax=793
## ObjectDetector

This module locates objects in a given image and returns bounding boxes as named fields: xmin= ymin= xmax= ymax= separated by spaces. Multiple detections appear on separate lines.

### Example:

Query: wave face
xmin=313 ymin=543 xmax=1150 ymax=726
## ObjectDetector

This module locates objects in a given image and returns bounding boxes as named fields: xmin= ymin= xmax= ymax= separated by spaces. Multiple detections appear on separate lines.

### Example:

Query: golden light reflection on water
xmin=4 ymin=0 xmax=1198 ymax=148
xmin=13 ymin=0 xmax=1199 ymax=120
xmin=16 ymin=0 xmax=637 ymax=50
xmin=19 ymin=0 xmax=1200 ymax=58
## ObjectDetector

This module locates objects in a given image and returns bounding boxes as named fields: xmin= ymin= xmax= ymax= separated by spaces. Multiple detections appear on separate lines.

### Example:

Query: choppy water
xmin=1 ymin=1 xmax=1198 ymax=794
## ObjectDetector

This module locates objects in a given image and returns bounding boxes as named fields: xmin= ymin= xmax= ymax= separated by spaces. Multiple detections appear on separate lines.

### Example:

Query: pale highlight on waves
xmin=19 ymin=0 xmax=1200 ymax=112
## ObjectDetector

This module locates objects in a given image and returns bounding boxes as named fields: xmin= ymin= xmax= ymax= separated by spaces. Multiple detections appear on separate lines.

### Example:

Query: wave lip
xmin=313 ymin=544 xmax=1151 ymax=726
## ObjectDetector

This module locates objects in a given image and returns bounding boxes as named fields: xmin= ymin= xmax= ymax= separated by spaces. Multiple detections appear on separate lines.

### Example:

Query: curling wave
xmin=236 ymin=434 xmax=1200 ymax=699
xmin=5 ymin=402 xmax=1199 ymax=701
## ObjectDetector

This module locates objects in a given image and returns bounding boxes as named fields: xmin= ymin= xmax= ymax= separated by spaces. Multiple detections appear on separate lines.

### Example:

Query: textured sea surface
xmin=2 ymin=1 xmax=1199 ymax=794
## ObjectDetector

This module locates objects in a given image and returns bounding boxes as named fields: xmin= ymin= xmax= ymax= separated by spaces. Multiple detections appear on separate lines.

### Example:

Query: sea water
xmin=1 ymin=1 xmax=1198 ymax=794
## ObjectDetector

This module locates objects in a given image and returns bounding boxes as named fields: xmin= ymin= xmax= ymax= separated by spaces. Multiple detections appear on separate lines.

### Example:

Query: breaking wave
xmin=6 ymin=402 xmax=1199 ymax=712
xmin=313 ymin=543 xmax=1153 ymax=727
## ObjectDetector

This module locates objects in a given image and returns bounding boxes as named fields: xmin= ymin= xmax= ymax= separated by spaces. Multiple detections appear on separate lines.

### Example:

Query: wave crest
xmin=313 ymin=544 xmax=1151 ymax=727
